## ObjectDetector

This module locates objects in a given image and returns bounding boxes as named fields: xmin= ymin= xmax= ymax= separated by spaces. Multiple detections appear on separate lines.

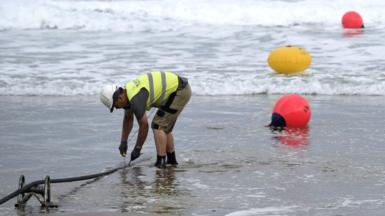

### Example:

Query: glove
xmin=130 ymin=146 xmax=142 ymax=161
xmin=119 ymin=141 xmax=128 ymax=157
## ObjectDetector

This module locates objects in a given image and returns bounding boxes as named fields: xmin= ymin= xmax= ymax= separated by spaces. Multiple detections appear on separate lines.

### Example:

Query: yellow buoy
xmin=267 ymin=46 xmax=312 ymax=75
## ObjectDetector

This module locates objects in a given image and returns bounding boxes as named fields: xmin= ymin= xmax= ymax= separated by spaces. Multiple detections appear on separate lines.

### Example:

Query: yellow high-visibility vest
xmin=125 ymin=71 xmax=179 ymax=110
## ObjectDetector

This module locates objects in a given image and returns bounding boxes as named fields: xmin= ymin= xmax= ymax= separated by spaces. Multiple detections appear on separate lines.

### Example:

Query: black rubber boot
xmin=154 ymin=155 xmax=166 ymax=169
xmin=166 ymin=151 xmax=178 ymax=165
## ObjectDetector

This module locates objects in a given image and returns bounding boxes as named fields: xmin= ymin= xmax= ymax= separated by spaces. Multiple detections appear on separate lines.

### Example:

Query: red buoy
xmin=342 ymin=11 xmax=364 ymax=29
xmin=270 ymin=94 xmax=311 ymax=128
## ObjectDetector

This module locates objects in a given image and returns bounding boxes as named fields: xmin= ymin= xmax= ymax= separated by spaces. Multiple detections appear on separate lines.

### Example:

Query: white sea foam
xmin=225 ymin=206 xmax=296 ymax=216
xmin=337 ymin=197 xmax=384 ymax=208
xmin=1 ymin=0 xmax=385 ymax=96
xmin=1 ymin=0 xmax=385 ymax=31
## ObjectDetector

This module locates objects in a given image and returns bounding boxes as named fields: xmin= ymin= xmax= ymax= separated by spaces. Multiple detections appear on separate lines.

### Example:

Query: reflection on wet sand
xmin=271 ymin=127 xmax=310 ymax=147
xmin=342 ymin=29 xmax=364 ymax=38
xmin=118 ymin=166 xmax=187 ymax=214
xmin=154 ymin=168 xmax=177 ymax=196
xmin=119 ymin=166 xmax=146 ymax=212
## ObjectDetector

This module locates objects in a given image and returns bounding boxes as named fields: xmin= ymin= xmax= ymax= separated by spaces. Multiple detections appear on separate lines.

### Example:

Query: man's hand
xmin=119 ymin=141 xmax=128 ymax=157
xmin=130 ymin=146 xmax=142 ymax=161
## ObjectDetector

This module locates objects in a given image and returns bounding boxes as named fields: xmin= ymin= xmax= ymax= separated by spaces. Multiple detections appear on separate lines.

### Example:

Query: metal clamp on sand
xmin=15 ymin=175 xmax=54 ymax=208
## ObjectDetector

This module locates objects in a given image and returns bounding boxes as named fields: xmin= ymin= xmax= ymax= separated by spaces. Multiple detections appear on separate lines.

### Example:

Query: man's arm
xmin=118 ymin=110 xmax=134 ymax=157
xmin=129 ymin=114 xmax=148 ymax=161
xmin=129 ymin=89 xmax=149 ymax=161
xmin=121 ymin=109 xmax=134 ymax=142
xmin=135 ymin=112 xmax=148 ymax=148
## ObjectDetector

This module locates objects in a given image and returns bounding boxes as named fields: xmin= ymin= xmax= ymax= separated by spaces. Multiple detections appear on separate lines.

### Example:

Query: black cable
xmin=0 ymin=109 xmax=156 ymax=206
xmin=0 ymin=155 xmax=151 ymax=205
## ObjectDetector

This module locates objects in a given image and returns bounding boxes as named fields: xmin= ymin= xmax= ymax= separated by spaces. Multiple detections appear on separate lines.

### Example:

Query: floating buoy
xmin=267 ymin=46 xmax=312 ymax=75
xmin=269 ymin=94 xmax=311 ymax=128
xmin=342 ymin=11 xmax=364 ymax=29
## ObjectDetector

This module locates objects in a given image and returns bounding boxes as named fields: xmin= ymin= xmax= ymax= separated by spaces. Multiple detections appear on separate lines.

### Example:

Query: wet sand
xmin=1 ymin=95 xmax=385 ymax=216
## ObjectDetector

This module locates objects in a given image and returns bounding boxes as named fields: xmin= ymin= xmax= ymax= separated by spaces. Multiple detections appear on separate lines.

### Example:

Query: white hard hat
xmin=100 ymin=84 xmax=118 ymax=113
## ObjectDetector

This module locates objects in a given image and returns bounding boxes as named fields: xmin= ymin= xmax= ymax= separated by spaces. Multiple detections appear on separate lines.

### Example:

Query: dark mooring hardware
xmin=15 ymin=175 xmax=57 ymax=208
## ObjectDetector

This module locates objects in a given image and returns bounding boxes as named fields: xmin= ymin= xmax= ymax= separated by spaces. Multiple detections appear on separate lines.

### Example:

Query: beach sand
xmin=1 ymin=95 xmax=384 ymax=216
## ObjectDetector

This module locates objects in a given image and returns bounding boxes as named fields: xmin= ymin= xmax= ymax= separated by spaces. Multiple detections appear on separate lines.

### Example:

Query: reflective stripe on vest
xmin=147 ymin=72 xmax=166 ymax=106
xmin=147 ymin=73 xmax=154 ymax=104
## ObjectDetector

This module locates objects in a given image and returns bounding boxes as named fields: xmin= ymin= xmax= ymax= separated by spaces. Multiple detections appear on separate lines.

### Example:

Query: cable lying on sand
xmin=0 ymin=155 xmax=151 ymax=208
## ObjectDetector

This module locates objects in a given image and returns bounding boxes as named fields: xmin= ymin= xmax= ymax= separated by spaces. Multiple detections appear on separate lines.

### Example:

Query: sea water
xmin=1 ymin=0 xmax=385 ymax=215
xmin=1 ymin=0 xmax=385 ymax=96
xmin=1 ymin=95 xmax=384 ymax=216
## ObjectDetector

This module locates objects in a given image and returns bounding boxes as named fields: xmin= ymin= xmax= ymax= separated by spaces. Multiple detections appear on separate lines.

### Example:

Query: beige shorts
xmin=152 ymin=83 xmax=191 ymax=133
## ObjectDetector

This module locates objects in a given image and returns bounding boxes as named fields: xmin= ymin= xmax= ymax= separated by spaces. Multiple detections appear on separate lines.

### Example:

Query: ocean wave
xmin=1 ymin=0 xmax=385 ymax=31
xmin=1 ymin=73 xmax=385 ymax=96
xmin=1 ymin=1 xmax=385 ymax=97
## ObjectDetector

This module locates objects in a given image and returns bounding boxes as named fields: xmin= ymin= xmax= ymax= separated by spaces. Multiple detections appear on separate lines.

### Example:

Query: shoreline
xmin=1 ymin=95 xmax=385 ymax=216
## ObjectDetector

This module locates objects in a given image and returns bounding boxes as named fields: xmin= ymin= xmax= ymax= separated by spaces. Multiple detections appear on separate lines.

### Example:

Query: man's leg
xmin=166 ymin=133 xmax=174 ymax=153
xmin=153 ymin=129 xmax=167 ymax=168
xmin=166 ymin=133 xmax=178 ymax=165
xmin=152 ymin=83 xmax=191 ymax=168
xmin=153 ymin=130 xmax=178 ymax=166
